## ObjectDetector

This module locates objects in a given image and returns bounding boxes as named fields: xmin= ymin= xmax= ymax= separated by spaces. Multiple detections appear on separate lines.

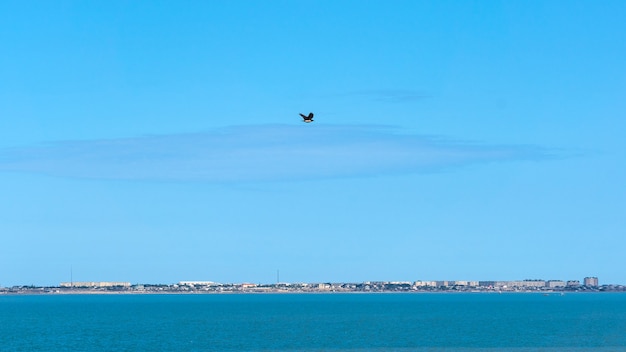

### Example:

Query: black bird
xmin=299 ymin=112 xmax=314 ymax=123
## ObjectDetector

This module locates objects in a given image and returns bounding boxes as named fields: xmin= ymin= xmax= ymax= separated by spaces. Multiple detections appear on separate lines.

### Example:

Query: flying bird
xmin=299 ymin=112 xmax=314 ymax=123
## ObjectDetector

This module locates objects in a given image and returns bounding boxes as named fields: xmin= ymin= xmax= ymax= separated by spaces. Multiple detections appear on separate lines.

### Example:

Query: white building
xmin=179 ymin=281 xmax=216 ymax=286
xmin=413 ymin=281 xmax=437 ymax=287
xmin=515 ymin=280 xmax=546 ymax=288
xmin=546 ymin=280 xmax=566 ymax=288
xmin=584 ymin=277 xmax=599 ymax=287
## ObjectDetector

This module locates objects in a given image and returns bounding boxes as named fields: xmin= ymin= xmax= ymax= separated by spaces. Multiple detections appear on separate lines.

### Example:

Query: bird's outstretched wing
xmin=307 ymin=113 xmax=314 ymax=119
xmin=299 ymin=113 xmax=307 ymax=119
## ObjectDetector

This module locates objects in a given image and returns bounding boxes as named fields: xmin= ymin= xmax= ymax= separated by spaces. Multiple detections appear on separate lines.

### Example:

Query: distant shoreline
xmin=2 ymin=287 xmax=624 ymax=296
xmin=3 ymin=278 xmax=623 ymax=295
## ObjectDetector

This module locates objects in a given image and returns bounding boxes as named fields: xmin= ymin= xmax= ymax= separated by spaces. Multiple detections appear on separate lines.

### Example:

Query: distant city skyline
xmin=1 ymin=1 xmax=625 ymax=286
xmin=56 ymin=276 xmax=604 ymax=287
xmin=1 ymin=276 xmax=611 ymax=289
xmin=4 ymin=276 xmax=624 ymax=295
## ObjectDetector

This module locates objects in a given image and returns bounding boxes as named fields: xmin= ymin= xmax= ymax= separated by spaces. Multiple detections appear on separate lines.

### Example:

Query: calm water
xmin=1 ymin=293 xmax=625 ymax=351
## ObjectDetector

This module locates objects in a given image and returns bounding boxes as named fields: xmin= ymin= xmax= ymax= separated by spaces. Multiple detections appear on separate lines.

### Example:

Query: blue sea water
xmin=1 ymin=293 xmax=625 ymax=351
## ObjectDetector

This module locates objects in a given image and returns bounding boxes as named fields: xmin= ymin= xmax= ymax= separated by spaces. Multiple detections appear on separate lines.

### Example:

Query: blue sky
xmin=1 ymin=1 xmax=625 ymax=286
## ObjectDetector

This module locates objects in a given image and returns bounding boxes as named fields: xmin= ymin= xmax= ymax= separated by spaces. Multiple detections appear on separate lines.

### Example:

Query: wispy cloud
xmin=0 ymin=124 xmax=551 ymax=182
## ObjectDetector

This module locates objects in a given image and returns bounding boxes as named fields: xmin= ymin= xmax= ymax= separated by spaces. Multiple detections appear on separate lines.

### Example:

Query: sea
xmin=1 ymin=292 xmax=625 ymax=351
